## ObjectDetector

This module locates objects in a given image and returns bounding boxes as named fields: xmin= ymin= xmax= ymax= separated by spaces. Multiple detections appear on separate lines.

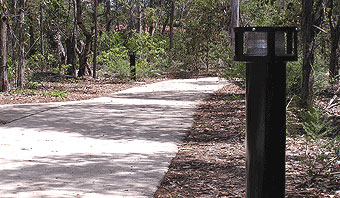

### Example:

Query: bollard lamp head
xmin=234 ymin=27 xmax=298 ymax=62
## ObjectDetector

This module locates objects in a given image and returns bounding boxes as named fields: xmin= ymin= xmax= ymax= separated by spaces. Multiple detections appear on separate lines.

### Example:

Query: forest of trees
xmin=0 ymin=0 xmax=339 ymax=109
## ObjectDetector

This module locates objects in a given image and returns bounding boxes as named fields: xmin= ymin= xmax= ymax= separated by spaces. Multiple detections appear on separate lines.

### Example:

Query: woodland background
xmin=0 ymin=0 xmax=339 ymax=110
xmin=0 ymin=1 xmax=339 ymax=196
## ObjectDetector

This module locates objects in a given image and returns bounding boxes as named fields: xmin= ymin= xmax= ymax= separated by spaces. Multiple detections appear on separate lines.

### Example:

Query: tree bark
xmin=40 ymin=4 xmax=46 ymax=72
xmin=329 ymin=25 xmax=340 ymax=83
xmin=301 ymin=0 xmax=325 ymax=109
xmin=66 ymin=37 xmax=77 ymax=77
xmin=93 ymin=0 xmax=98 ymax=79
xmin=169 ymin=0 xmax=175 ymax=50
xmin=0 ymin=0 xmax=8 ymax=92
xmin=161 ymin=13 xmax=170 ymax=35
xmin=17 ymin=0 xmax=25 ymax=89
xmin=105 ymin=0 xmax=112 ymax=32
xmin=28 ymin=14 xmax=35 ymax=56
xmin=57 ymin=32 xmax=66 ymax=72
xmin=137 ymin=0 xmax=142 ymax=33
xmin=328 ymin=0 xmax=340 ymax=83
xmin=231 ymin=0 xmax=239 ymax=51
xmin=66 ymin=0 xmax=78 ymax=77
xmin=76 ymin=0 xmax=92 ymax=77
xmin=10 ymin=0 xmax=17 ymax=66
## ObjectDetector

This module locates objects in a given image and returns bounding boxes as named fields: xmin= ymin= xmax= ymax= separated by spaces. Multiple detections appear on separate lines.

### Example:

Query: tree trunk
xmin=93 ymin=0 xmax=98 ymax=79
xmin=161 ymin=13 xmax=170 ymax=35
xmin=105 ymin=0 xmax=112 ymax=32
xmin=66 ymin=37 xmax=77 ymax=77
xmin=17 ymin=0 xmax=25 ymax=89
xmin=10 ymin=0 xmax=17 ymax=66
xmin=231 ymin=0 xmax=239 ymax=51
xmin=66 ymin=0 xmax=78 ymax=77
xmin=328 ymin=0 xmax=340 ymax=83
xmin=169 ymin=0 xmax=175 ymax=50
xmin=301 ymin=0 xmax=315 ymax=109
xmin=40 ymin=4 xmax=46 ymax=72
xmin=28 ymin=14 xmax=35 ymax=56
xmin=137 ymin=0 xmax=142 ymax=33
xmin=128 ymin=4 xmax=134 ymax=31
xmin=76 ymin=0 xmax=92 ymax=77
xmin=329 ymin=24 xmax=340 ymax=83
xmin=0 ymin=0 xmax=8 ymax=92
xmin=57 ymin=33 xmax=66 ymax=72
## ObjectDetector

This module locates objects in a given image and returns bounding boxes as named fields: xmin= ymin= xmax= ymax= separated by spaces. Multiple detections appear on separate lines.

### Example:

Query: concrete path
xmin=0 ymin=77 xmax=228 ymax=198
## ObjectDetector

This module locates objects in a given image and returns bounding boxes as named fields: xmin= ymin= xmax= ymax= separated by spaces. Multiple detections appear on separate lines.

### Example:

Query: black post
xmin=246 ymin=61 xmax=286 ymax=198
xmin=234 ymin=27 xmax=297 ymax=198
xmin=129 ymin=52 xmax=136 ymax=81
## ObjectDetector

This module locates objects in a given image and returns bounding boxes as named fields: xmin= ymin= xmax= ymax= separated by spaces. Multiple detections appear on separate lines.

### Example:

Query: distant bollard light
xmin=129 ymin=52 xmax=136 ymax=81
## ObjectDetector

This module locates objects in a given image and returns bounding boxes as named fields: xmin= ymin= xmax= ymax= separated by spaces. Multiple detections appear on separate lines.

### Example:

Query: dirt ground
xmin=154 ymin=83 xmax=340 ymax=198
xmin=0 ymin=73 xmax=164 ymax=105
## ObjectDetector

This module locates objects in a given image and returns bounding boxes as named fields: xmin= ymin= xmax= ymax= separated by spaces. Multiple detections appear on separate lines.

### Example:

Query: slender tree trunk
xmin=57 ymin=33 xmax=66 ymax=72
xmin=0 ymin=0 xmax=8 ymax=92
xmin=301 ymin=0 xmax=315 ymax=109
xmin=231 ymin=0 xmax=239 ymax=50
xmin=11 ymin=0 xmax=17 ymax=66
xmin=93 ymin=0 xmax=98 ymax=79
xmin=76 ymin=0 xmax=92 ymax=77
xmin=328 ymin=0 xmax=340 ymax=84
xmin=17 ymin=0 xmax=25 ymax=89
xmin=329 ymin=24 xmax=340 ymax=83
xmin=137 ymin=0 xmax=142 ymax=33
xmin=169 ymin=0 xmax=175 ymax=50
xmin=28 ymin=14 xmax=35 ymax=56
xmin=161 ymin=13 xmax=170 ymax=35
xmin=148 ymin=0 xmax=155 ymax=35
xmin=105 ymin=0 xmax=112 ymax=32
xmin=40 ymin=4 xmax=46 ymax=72
xmin=66 ymin=0 xmax=77 ymax=77
xmin=128 ymin=4 xmax=134 ymax=31
xmin=301 ymin=0 xmax=326 ymax=108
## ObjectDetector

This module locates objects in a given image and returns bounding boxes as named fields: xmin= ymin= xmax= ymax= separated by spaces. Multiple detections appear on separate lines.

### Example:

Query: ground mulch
xmin=0 ymin=73 xmax=164 ymax=105
xmin=154 ymin=82 xmax=340 ymax=198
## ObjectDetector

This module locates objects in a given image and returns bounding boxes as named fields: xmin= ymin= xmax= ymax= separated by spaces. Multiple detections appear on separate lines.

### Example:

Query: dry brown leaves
xmin=154 ymin=82 xmax=340 ymax=198
xmin=0 ymin=75 xmax=163 ymax=105
xmin=155 ymin=83 xmax=247 ymax=198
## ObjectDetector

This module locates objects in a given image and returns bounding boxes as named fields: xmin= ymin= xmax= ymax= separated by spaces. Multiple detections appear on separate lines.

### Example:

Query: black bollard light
xmin=234 ymin=27 xmax=298 ymax=198
xmin=129 ymin=52 xmax=136 ymax=81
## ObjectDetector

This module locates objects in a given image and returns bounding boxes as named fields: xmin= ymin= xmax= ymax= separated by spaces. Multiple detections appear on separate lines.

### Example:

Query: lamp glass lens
xmin=275 ymin=31 xmax=286 ymax=56
xmin=245 ymin=32 xmax=267 ymax=56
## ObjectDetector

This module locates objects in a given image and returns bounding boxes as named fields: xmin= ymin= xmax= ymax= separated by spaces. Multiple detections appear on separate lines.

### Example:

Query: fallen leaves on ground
xmin=154 ymin=82 xmax=340 ymax=198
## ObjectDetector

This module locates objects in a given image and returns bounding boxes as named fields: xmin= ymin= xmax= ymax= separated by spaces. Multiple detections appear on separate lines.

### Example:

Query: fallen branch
xmin=326 ymin=87 xmax=340 ymax=109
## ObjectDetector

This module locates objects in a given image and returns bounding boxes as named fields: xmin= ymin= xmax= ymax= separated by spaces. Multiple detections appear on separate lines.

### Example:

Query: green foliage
xmin=26 ymin=54 xmax=46 ymax=73
xmin=98 ymin=49 xmax=130 ymax=78
xmin=6 ymin=55 xmax=16 ymax=86
xmin=286 ymin=56 xmax=302 ymax=96
xmin=10 ymin=88 xmax=39 ymax=96
xmin=98 ymin=31 xmax=168 ymax=78
xmin=299 ymin=107 xmax=339 ymax=181
xmin=241 ymin=0 xmax=300 ymax=26
xmin=301 ymin=107 xmax=334 ymax=139
xmin=42 ymin=90 xmax=69 ymax=99
xmin=170 ymin=0 xmax=229 ymax=76
xmin=313 ymin=50 xmax=331 ymax=96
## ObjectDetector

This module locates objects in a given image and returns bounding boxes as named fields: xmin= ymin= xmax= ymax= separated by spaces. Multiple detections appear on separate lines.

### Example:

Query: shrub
xmin=299 ymin=107 xmax=339 ymax=183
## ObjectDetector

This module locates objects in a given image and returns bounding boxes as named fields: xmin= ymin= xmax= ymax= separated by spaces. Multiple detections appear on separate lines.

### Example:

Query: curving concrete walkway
xmin=0 ymin=77 xmax=229 ymax=198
